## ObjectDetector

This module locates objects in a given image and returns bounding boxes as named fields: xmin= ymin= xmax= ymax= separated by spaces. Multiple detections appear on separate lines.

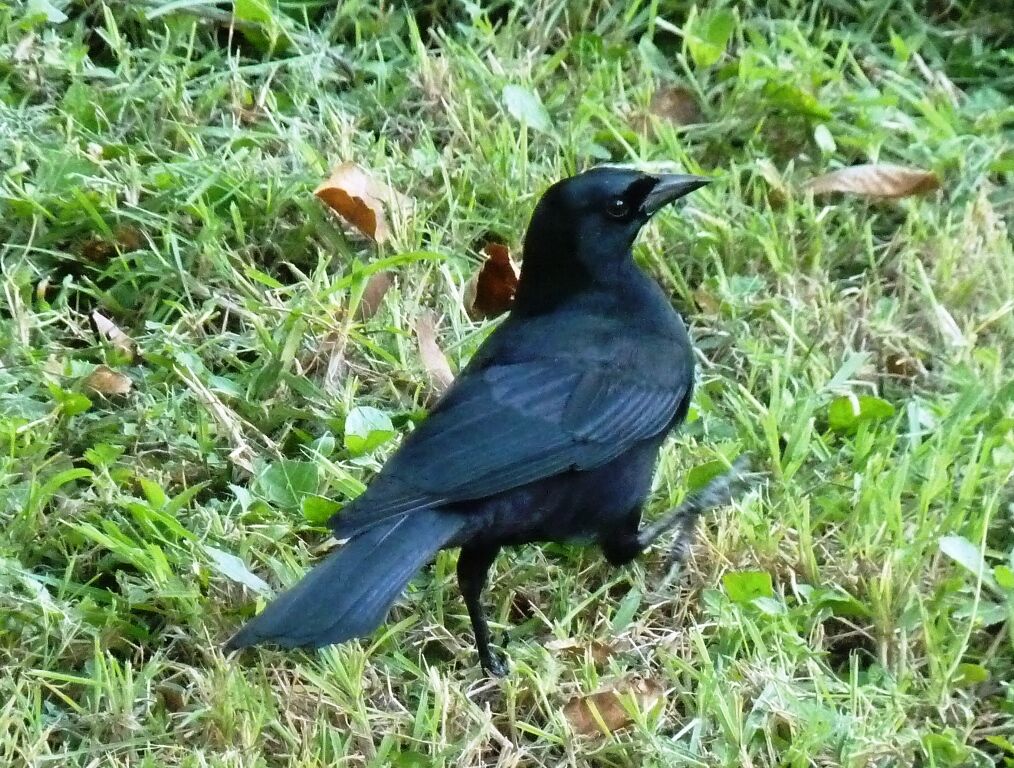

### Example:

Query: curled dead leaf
xmin=314 ymin=163 xmax=413 ymax=243
xmin=545 ymin=637 xmax=614 ymax=666
xmin=84 ymin=365 xmax=132 ymax=396
xmin=80 ymin=226 xmax=144 ymax=263
xmin=357 ymin=271 xmax=394 ymax=320
xmin=415 ymin=311 xmax=454 ymax=395
xmin=563 ymin=675 xmax=665 ymax=736
xmin=464 ymin=243 xmax=519 ymax=319
xmin=509 ymin=590 xmax=537 ymax=622
xmin=92 ymin=310 xmax=136 ymax=356
xmin=319 ymin=331 xmax=348 ymax=392
xmin=649 ymin=85 xmax=703 ymax=126
xmin=885 ymin=352 xmax=921 ymax=379
xmin=113 ymin=225 xmax=143 ymax=251
xmin=804 ymin=163 xmax=939 ymax=198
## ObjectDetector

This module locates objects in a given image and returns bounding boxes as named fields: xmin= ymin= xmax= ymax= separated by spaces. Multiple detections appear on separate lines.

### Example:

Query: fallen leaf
xmin=649 ymin=85 xmax=703 ymax=126
xmin=92 ymin=310 xmax=136 ymax=356
xmin=357 ymin=271 xmax=394 ymax=320
xmin=81 ymin=238 xmax=115 ymax=263
xmin=80 ymin=226 xmax=144 ymax=262
xmin=157 ymin=683 xmax=186 ymax=713
xmin=314 ymin=163 xmax=413 ymax=243
xmin=112 ymin=225 xmax=143 ymax=251
xmin=509 ymin=590 xmax=537 ymax=622
xmin=415 ymin=311 xmax=454 ymax=395
xmin=804 ymin=164 xmax=939 ymax=198
xmin=563 ymin=676 xmax=665 ymax=736
xmin=84 ymin=365 xmax=132 ymax=396
xmin=885 ymin=352 xmax=921 ymax=379
xmin=545 ymin=637 xmax=614 ymax=666
xmin=464 ymin=243 xmax=519 ymax=319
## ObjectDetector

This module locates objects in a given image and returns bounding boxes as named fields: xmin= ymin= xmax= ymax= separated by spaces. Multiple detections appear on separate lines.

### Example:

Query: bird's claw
xmin=480 ymin=647 xmax=510 ymax=678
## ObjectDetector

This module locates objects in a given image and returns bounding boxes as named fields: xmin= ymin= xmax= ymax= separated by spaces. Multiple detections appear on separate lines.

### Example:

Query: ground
xmin=1 ymin=1 xmax=1012 ymax=766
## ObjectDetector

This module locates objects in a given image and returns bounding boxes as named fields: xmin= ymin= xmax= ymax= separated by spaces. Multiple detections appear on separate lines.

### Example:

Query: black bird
xmin=228 ymin=166 xmax=715 ymax=675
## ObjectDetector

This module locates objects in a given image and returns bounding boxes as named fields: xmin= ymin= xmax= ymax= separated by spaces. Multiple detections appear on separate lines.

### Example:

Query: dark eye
xmin=606 ymin=197 xmax=629 ymax=219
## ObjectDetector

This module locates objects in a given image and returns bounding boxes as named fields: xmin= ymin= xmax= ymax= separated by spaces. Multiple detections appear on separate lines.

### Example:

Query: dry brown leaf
xmin=885 ymin=352 xmax=921 ymax=379
xmin=415 ymin=311 xmax=454 ymax=395
xmin=92 ymin=310 xmax=136 ymax=356
xmin=357 ymin=271 xmax=394 ymax=320
xmin=319 ymin=330 xmax=349 ymax=392
xmin=509 ymin=590 xmax=537 ymax=622
xmin=563 ymin=676 xmax=665 ymax=736
xmin=804 ymin=164 xmax=939 ymax=198
xmin=649 ymin=85 xmax=703 ymax=126
xmin=545 ymin=637 xmax=614 ymax=666
xmin=84 ymin=365 xmax=132 ymax=396
xmin=80 ymin=226 xmax=144 ymax=262
xmin=464 ymin=243 xmax=519 ymax=319
xmin=113 ymin=225 xmax=143 ymax=252
xmin=314 ymin=163 xmax=412 ymax=243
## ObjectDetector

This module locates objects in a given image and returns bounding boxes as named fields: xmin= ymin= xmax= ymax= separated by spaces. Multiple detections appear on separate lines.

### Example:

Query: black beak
xmin=640 ymin=174 xmax=711 ymax=216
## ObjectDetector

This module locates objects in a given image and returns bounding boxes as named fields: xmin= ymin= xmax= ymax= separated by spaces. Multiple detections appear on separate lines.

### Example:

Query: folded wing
xmin=331 ymin=359 xmax=688 ymax=537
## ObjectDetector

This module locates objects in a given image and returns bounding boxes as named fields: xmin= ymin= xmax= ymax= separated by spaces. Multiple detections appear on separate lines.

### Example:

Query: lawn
xmin=1 ymin=1 xmax=1012 ymax=766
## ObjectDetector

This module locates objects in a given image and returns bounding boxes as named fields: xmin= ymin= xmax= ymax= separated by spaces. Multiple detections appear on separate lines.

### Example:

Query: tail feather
xmin=226 ymin=509 xmax=464 ymax=650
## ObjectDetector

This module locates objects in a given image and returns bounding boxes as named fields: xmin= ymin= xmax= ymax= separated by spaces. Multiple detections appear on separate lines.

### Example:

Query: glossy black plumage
xmin=228 ymin=167 xmax=710 ymax=674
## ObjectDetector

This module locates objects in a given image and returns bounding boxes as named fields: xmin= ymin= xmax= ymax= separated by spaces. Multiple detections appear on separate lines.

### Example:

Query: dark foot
xmin=480 ymin=646 xmax=509 ymax=678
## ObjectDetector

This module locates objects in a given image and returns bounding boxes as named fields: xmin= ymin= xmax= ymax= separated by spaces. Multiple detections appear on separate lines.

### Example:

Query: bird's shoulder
xmin=466 ymin=284 xmax=690 ymax=379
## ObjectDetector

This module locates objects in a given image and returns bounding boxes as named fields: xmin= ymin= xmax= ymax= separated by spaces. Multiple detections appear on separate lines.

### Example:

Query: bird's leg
xmin=637 ymin=456 xmax=751 ymax=568
xmin=457 ymin=543 xmax=507 ymax=677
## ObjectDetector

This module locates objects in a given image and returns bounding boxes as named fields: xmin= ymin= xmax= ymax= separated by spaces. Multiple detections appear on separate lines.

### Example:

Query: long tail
xmin=226 ymin=510 xmax=465 ymax=650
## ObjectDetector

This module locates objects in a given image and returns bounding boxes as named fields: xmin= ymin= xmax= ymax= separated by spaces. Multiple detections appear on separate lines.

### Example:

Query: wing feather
xmin=330 ymin=358 xmax=688 ymax=536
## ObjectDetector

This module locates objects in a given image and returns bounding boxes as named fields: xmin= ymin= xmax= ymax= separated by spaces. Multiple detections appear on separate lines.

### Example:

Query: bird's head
xmin=515 ymin=166 xmax=710 ymax=313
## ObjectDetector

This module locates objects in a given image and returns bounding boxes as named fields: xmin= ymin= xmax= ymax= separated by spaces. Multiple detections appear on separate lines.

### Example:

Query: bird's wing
xmin=330 ymin=358 xmax=688 ymax=536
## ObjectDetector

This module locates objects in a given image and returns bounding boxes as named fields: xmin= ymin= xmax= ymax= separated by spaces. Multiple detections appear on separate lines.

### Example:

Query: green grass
xmin=1 ymin=1 xmax=1012 ymax=765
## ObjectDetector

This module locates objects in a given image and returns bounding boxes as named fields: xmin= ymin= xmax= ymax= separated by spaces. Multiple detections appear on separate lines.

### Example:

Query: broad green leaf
xmin=26 ymin=0 xmax=68 ymax=23
xmin=723 ymin=570 xmax=773 ymax=603
xmin=502 ymin=85 xmax=552 ymax=133
xmin=48 ymin=383 xmax=92 ymax=416
xmin=953 ymin=663 xmax=990 ymax=686
xmin=940 ymin=535 xmax=998 ymax=592
xmin=814 ymin=124 xmax=836 ymax=154
xmin=204 ymin=546 xmax=271 ymax=595
xmin=611 ymin=587 xmax=642 ymax=631
xmin=994 ymin=564 xmax=1014 ymax=591
xmin=686 ymin=9 xmax=735 ymax=68
xmin=344 ymin=406 xmax=396 ymax=456
xmin=686 ymin=459 xmax=728 ymax=491
xmin=84 ymin=443 xmax=125 ymax=467
xmin=232 ymin=0 xmax=288 ymax=51
xmin=302 ymin=495 xmax=341 ymax=525
xmin=234 ymin=0 xmax=274 ymax=26
xmin=828 ymin=394 xmax=895 ymax=432
xmin=256 ymin=460 xmax=319 ymax=511
xmin=921 ymin=731 xmax=969 ymax=767
xmin=809 ymin=587 xmax=871 ymax=618
xmin=753 ymin=596 xmax=785 ymax=615
xmin=763 ymin=81 xmax=833 ymax=120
